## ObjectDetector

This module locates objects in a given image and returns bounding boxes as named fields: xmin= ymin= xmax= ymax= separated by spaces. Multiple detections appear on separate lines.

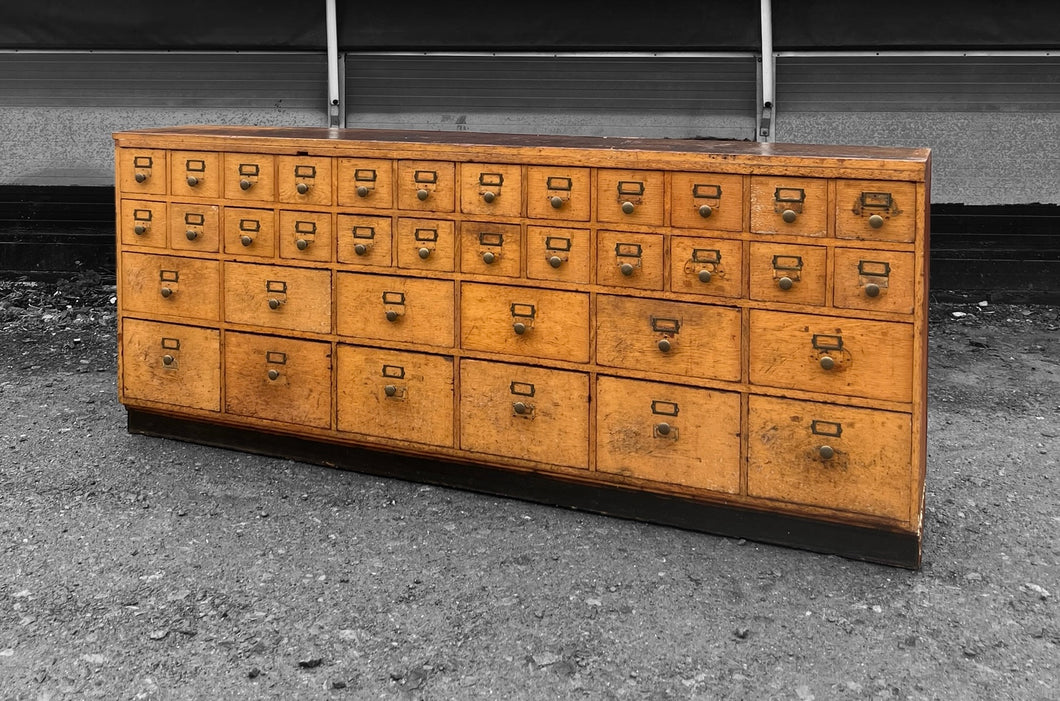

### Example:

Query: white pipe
xmin=326 ymin=0 xmax=340 ymax=125
xmin=760 ymin=0 xmax=774 ymax=109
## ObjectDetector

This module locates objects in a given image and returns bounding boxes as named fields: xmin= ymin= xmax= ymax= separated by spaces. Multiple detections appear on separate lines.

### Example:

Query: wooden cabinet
xmin=115 ymin=126 xmax=930 ymax=567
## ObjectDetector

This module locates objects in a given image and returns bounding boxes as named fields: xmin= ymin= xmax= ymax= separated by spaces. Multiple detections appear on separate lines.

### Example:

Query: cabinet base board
xmin=126 ymin=408 xmax=921 ymax=569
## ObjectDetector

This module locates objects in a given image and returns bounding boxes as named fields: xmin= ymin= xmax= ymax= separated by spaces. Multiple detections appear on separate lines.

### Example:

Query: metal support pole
xmin=759 ymin=0 xmax=774 ymax=142
xmin=326 ymin=0 xmax=342 ymax=127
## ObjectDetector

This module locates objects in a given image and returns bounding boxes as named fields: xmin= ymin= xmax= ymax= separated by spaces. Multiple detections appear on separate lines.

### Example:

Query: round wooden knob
xmin=135 ymin=172 xmax=147 ymax=183
xmin=656 ymin=422 xmax=671 ymax=436
xmin=781 ymin=209 xmax=797 ymax=223
xmin=240 ymin=179 xmax=252 ymax=191
xmin=482 ymin=251 xmax=496 ymax=264
xmin=160 ymin=287 xmax=172 ymax=298
xmin=354 ymin=243 xmax=368 ymax=256
xmin=185 ymin=230 xmax=198 ymax=241
xmin=620 ymin=262 xmax=635 ymax=276
xmin=819 ymin=445 xmax=835 ymax=460
xmin=268 ymin=299 xmax=281 ymax=310
xmin=296 ymin=182 xmax=309 ymax=195
xmin=550 ymin=196 xmax=564 ymax=209
xmin=186 ymin=176 xmax=199 ymax=187
xmin=240 ymin=235 xmax=253 ymax=247
xmin=698 ymin=204 xmax=713 ymax=218
xmin=296 ymin=239 xmax=309 ymax=250
xmin=819 ymin=356 xmax=835 ymax=371
xmin=865 ymin=283 xmax=881 ymax=298
xmin=162 ymin=354 xmax=174 ymax=366
xmin=268 ymin=369 xmax=280 ymax=381
xmin=698 ymin=270 xmax=712 ymax=283
xmin=384 ymin=384 xmax=398 ymax=397
xmin=868 ymin=214 xmax=884 ymax=229
xmin=385 ymin=310 xmax=400 ymax=322
xmin=417 ymin=188 xmax=429 ymax=201
xmin=657 ymin=339 xmax=672 ymax=353
xmin=356 ymin=185 xmax=370 ymax=198
xmin=134 ymin=224 xmax=147 ymax=236
xmin=513 ymin=322 xmax=527 ymax=335
xmin=621 ymin=201 xmax=635 ymax=215
xmin=418 ymin=247 xmax=431 ymax=260
xmin=548 ymin=255 xmax=563 ymax=269
xmin=482 ymin=191 xmax=496 ymax=203
xmin=512 ymin=401 xmax=529 ymax=415
xmin=778 ymin=276 xmax=793 ymax=291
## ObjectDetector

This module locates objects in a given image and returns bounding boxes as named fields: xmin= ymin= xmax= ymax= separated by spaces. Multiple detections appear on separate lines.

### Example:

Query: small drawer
xmin=337 ymin=158 xmax=393 ymax=208
xmin=596 ymin=295 xmax=741 ymax=382
xmin=224 ymin=331 xmax=332 ymax=429
xmin=596 ymin=231 xmax=664 ymax=291
xmin=460 ymin=283 xmax=589 ymax=364
xmin=596 ymin=376 xmax=740 ymax=493
xmin=459 ymin=163 xmax=522 ymax=218
xmin=120 ymin=200 xmax=167 ymax=248
xmin=336 ymin=214 xmax=392 ymax=267
xmin=224 ymin=153 xmax=275 ymax=202
xmin=597 ymin=169 xmax=665 ymax=226
xmin=526 ymin=225 xmax=590 ymax=285
xmin=749 ymin=242 xmax=827 ymax=306
xmin=121 ymin=319 xmax=220 ymax=412
xmin=836 ymin=180 xmax=916 ymax=243
xmin=120 ymin=252 xmax=219 ymax=322
xmin=460 ymin=221 xmax=522 ymax=278
xmin=670 ymin=172 xmax=744 ymax=232
xmin=526 ymin=166 xmax=590 ymax=221
xmin=832 ymin=249 xmax=915 ymax=314
xmin=748 ymin=310 xmax=913 ymax=403
xmin=747 ymin=396 xmax=913 ymax=521
xmin=168 ymin=203 xmax=220 ymax=252
xmin=118 ymin=149 xmax=167 ymax=195
xmin=396 ymin=217 xmax=455 ymax=272
xmin=223 ymin=207 xmax=276 ymax=258
xmin=279 ymin=210 xmax=333 ymax=262
xmin=670 ymin=236 xmax=743 ymax=299
xmin=459 ymin=359 xmax=589 ymax=469
xmin=170 ymin=151 xmax=221 ymax=199
xmin=336 ymin=273 xmax=455 ymax=348
xmin=336 ymin=346 xmax=454 ymax=448
xmin=750 ymin=176 xmax=828 ymax=237
xmin=223 ymin=262 xmax=331 ymax=334
xmin=396 ymin=160 xmax=455 ymax=212
xmin=277 ymin=155 xmax=333 ymax=206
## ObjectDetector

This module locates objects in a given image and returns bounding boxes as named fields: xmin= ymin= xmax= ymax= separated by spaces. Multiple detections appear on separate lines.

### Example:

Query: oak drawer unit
xmin=115 ymin=126 xmax=930 ymax=568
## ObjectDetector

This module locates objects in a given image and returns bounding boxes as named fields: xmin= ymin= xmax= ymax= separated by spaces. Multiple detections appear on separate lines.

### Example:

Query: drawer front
xmin=670 ymin=236 xmax=743 ymax=298
xmin=223 ymin=207 xmax=276 ymax=258
xmin=168 ymin=203 xmax=220 ymax=252
xmin=836 ymin=180 xmax=916 ymax=243
xmin=832 ymin=249 xmax=915 ymax=314
xmin=749 ymin=242 xmax=827 ymax=306
xmin=121 ymin=319 xmax=220 ymax=412
xmin=670 ymin=172 xmax=744 ymax=232
xmin=119 ymin=149 xmax=167 ymax=195
xmin=336 ymin=214 xmax=392 ymax=267
xmin=337 ymin=158 xmax=393 ymax=208
xmin=396 ymin=160 xmax=456 ymax=212
xmin=459 ymin=359 xmax=589 ymax=469
xmin=596 ymin=376 xmax=740 ymax=493
xmin=526 ymin=225 xmax=591 ymax=285
xmin=170 ymin=151 xmax=221 ymax=199
xmin=396 ymin=217 xmax=456 ymax=272
xmin=526 ymin=166 xmax=590 ymax=221
xmin=336 ymin=346 xmax=454 ymax=447
xmin=277 ymin=155 xmax=333 ymax=206
xmin=747 ymin=396 xmax=912 ymax=521
xmin=224 ymin=153 xmax=275 ymax=202
xmin=120 ymin=200 xmax=167 ymax=248
xmin=750 ymin=176 xmax=828 ymax=236
xmin=597 ymin=169 xmax=665 ymax=226
xmin=748 ymin=310 xmax=913 ymax=402
xmin=279 ymin=210 xmax=333 ymax=262
xmin=121 ymin=252 xmax=219 ymax=321
xmin=596 ymin=230 xmax=664 ymax=291
xmin=459 ymin=163 xmax=522 ymax=218
xmin=596 ymin=295 xmax=741 ymax=382
xmin=336 ymin=273 xmax=455 ymax=348
xmin=460 ymin=283 xmax=590 ymax=363
xmin=223 ymin=262 xmax=332 ymax=333
xmin=460 ymin=221 xmax=522 ymax=278
xmin=224 ymin=332 xmax=332 ymax=429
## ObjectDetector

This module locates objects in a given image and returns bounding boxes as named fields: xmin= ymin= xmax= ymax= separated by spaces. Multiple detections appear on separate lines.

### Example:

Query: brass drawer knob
xmin=781 ymin=209 xmax=797 ymax=223
xmin=354 ymin=243 xmax=368 ymax=256
xmin=482 ymin=191 xmax=496 ymax=203
xmin=548 ymin=255 xmax=563 ymax=269
xmin=268 ymin=298 xmax=282 ymax=310
xmin=135 ymin=172 xmax=148 ymax=183
xmin=134 ymin=224 xmax=147 ymax=235
xmin=513 ymin=321 xmax=527 ymax=335
xmin=185 ymin=229 xmax=198 ymax=241
xmin=384 ymin=384 xmax=398 ymax=397
xmin=160 ymin=287 xmax=173 ymax=298
xmin=240 ymin=235 xmax=253 ymax=247
xmin=417 ymin=188 xmax=429 ymax=201
xmin=777 ymin=276 xmax=794 ymax=291
xmin=162 ymin=354 xmax=174 ymax=366
xmin=621 ymin=201 xmax=635 ymax=215
xmin=482 ymin=251 xmax=496 ymax=265
xmin=418 ymin=247 xmax=431 ymax=260
xmin=549 ymin=195 xmax=564 ymax=209
xmin=865 ymin=283 xmax=881 ymax=298
xmin=620 ymin=262 xmax=635 ymax=277
xmin=698 ymin=270 xmax=712 ymax=283
xmin=268 ymin=369 xmax=280 ymax=381
xmin=186 ymin=176 xmax=199 ymax=187
xmin=240 ymin=179 xmax=252 ymax=191
xmin=356 ymin=185 xmax=370 ymax=198
xmin=385 ymin=310 xmax=401 ymax=322
xmin=296 ymin=239 xmax=309 ymax=251
xmin=868 ymin=214 xmax=884 ymax=229
xmin=512 ymin=401 xmax=530 ymax=415
xmin=296 ymin=182 xmax=310 ymax=195
xmin=657 ymin=339 xmax=672 ymax=353
xmin=819 ymin=356 xmax=835 ymax=371
xmin=818 ymin=445 xmax=835 ymax=460
xmin=698 ymin=204 xmax=713 ymax=218
xmin=655 ymin=422 xmax=671 ymax=436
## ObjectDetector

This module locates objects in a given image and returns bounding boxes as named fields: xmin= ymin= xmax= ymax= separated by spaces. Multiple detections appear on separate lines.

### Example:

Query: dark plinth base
xmin=127 ymin=408 xmax=922 ymax=569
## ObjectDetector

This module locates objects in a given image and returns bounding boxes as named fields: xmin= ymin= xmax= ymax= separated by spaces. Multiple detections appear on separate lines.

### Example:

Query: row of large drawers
xmin=123 ymin=255 xmax=913 ymax=404
xmin=119 ymin=148 xmax=916 ymax=242
xmin=122 ymin=318 xmax=913 ymax=522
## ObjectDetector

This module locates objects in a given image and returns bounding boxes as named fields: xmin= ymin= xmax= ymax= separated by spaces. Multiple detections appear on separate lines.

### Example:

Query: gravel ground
xmin=1 ymin=276 xmax=1058 ymax=700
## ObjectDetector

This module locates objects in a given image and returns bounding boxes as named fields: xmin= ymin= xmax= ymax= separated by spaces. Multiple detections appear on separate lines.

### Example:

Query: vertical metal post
xmin=326 ymin=0 xmax=342 ymax=127
xmin=759 ymin=0 xmax=775 ymax=142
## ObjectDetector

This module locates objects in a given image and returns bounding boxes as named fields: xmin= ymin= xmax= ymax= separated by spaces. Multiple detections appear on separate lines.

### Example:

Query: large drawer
xmin=459 ymin=359 xmax=589 ymax=469
xmin=336 ymin=273 xmax=455 ymax=348
xmin=747 ymin=396 xmax=913 ymax=521
xmin=121 ymin=319 xmax=220 ymax=412
xmin=748 ymin=310 xmax=913 ymax=402
xmin=596 ymin=376 xmax=740 ymax=493
xmin=223 ymin=262 xmax=332 ymax=334
xmin=121 ymin=252 xmax=219 ymax=322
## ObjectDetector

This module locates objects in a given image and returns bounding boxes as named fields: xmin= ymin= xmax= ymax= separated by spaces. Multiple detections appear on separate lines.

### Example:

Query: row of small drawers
xmin=122 ymin=319 xmax=913 ymax=523
xmin=120 ymin=208 xmax=914 ymax=313
xmin=118 ymin=148 xmax=917 ymax=242
xmin=121 ymin=255 xmax=913 ymax=404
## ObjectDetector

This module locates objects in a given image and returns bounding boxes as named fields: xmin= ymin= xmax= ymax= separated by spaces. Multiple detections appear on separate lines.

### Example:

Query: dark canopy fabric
xmin=0 ymin=1 xmax=1055 ymax=51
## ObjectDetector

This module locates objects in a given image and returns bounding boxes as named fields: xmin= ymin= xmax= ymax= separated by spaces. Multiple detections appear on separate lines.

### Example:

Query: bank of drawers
xmin=116 ymin=130 xmax=928 ymax=548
